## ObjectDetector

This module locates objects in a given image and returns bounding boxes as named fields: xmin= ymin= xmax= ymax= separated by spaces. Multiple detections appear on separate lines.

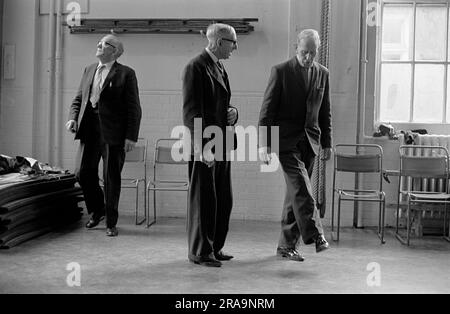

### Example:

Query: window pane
xmin=413 ymin=64 xmax=444 ymax=123
xmin=415 ymin=6 xmax=447 ymax=61
xmin=382 ymin=5 xmax=413 ymax=61
xmin=379 ymin=64 xmax=411 ymax=122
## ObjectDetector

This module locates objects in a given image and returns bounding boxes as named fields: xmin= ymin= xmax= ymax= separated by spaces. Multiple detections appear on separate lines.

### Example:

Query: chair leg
xmin=135 ymin=182 xmax=146 ymax=225
xmin=378 ymin=199 xmax=386 ymax=244
xmin=153 ymin=190 xmax=157 ymax=223
xmin=185 ymin=191 xmax=189 ymax=232
xmin=135 ymin=185 xmax=139 ymax=225
xmin=395 ymin=193 xmax=401 ymax=235
xmin=336 ymin=196 xmax=341 ymax=242
xmin=331 ymin=191 xmax=335 ymax=236
xmin=378 ymin=201 xmax=382 ymax=235
xmin=406 ymin=202 xmax=411 ymax=246
xmin=146 ymin=187 xmax=156 ymax=228
xmin=444 ymin=206 xmax=450 ymax=242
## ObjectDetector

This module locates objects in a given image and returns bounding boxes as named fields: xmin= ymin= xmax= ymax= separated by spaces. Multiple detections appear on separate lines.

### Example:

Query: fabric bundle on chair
xmin=0 ymin=174 xmax=84 ymax=249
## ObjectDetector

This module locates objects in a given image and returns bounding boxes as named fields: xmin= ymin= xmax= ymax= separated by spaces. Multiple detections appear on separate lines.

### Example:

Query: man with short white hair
xmin=259 ymin=29 xmax=331 ymax=261
xmin=182 ymin=23 xmax=239 ymax=267
xmin=66 ymin=34 xmax=142 ymax=237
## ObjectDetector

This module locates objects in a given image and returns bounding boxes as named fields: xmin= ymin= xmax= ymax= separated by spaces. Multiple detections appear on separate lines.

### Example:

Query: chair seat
xmin=338 ymin=189 xmax=383 ymax=200
xmin=148 ymin=180 xmax=189 ymax=191
xmin=408 ymin=192 xmax=450 ymax=201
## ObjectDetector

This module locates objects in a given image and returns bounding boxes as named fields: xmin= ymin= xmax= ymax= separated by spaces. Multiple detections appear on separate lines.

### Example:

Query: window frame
xmin=376 ymin=0 xmax=450 ymax=127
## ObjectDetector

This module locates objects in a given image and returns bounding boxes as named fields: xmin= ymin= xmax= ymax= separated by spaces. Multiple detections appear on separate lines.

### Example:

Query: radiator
xmin=399 ymin=134 xmax=450 ymax=234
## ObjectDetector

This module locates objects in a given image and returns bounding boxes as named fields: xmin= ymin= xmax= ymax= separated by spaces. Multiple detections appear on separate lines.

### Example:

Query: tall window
xmin=378 ymin=2 xmax=450 ymax=124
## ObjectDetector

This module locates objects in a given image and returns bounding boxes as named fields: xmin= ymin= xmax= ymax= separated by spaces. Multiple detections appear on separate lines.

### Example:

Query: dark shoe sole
xmin=316 ymin=244 xmax=329 ymax=253
xmin=215 ymin=255 xmax=234 ymax=261
xmin=106 ymin=228 xmax=118 ymax=237
xmin=85 ymin=216 xmax=105 ymax=229
xmin=189 ymin=259 xmax=222 ymax=267
xmin=276 ymin=253 xmax=305 ymax=262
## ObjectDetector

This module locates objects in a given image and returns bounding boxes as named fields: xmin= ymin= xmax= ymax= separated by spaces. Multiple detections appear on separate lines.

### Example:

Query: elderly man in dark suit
xmin=66 ymin=34 xmax=142 ymax=237
xmin=259 ymin=29 xmax=331 ymax=261
xmin=182 ymin=23 xmax=239 ymax=267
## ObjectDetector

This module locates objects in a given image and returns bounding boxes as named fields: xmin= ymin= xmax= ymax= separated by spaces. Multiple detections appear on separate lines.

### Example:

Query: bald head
xmin=96 ymin=34 xmax=124 ymax=63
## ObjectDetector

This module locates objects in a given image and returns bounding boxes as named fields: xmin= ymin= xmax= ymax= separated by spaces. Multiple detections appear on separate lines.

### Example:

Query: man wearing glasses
xmin=259 ymin=29 xmax=331 ymax=261
xmin=66 ymin=34 xmax=142 ymax=237
xmin=182 ymin=23 xmax=239 ymax=267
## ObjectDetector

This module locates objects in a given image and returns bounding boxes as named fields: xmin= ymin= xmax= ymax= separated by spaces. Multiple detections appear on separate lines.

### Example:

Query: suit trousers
xmin=187 ymin=160 xmax=233 ymax=261
xmin=75 ymin=108 xmax=125 ymax=228
xmin=278 ymin=140 xmax=324 ymax=248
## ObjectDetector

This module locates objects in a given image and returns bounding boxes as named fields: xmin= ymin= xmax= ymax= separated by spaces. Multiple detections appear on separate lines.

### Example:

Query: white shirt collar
xmin=98 ymin=60 xmax=115 ymax=70
xmin=205 ymin=48 xmax=219 ymax=64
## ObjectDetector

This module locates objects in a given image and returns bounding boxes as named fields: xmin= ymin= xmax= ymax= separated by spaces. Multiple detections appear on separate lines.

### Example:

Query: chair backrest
xmin=125 ymin=138 xmax=148 ymax=163
xmin=154 ymin=138 xmax=188 ymax=165
xmin=334 ymin=144 xmax=383 ymax=173
xmin=121 ymin=138 xmax=148 ymax=181
xmin=399 ymin=145 xmax=449 ymax=179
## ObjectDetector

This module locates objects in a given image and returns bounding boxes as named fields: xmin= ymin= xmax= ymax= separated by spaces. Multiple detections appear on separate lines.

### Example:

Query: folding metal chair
xmin=331 ymin=144 xmax=386 ymax=243
xmin=99 ymin=138 xmax=148 ymax=225
xmin=146 ymin=138 xmax=189 ymax=228
xmin=395 ymin=145 xmax=450 ymax=246
xmin=120 ymin=138 xmax=148 ymax=225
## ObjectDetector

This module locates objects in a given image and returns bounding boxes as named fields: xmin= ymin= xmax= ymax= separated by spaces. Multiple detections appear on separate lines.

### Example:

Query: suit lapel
xmin=84 ymin=64 xmax=97 ymax=94
xmin=79 ymin=64 xmax=97 ymax=120
xmin=202 ymin=52 xmax=229 ymax=93
xmin=100 ymin=62 xmax=118 ymax=94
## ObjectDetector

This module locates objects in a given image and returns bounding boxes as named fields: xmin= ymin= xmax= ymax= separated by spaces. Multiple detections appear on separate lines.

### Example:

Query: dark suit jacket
xmin=69 ymin=61 xmax=142 ymax=146
xmin=182 ymin=50 xmax=237 ymax=159
xmin=258 ymin=58 xmax=332 ymax=155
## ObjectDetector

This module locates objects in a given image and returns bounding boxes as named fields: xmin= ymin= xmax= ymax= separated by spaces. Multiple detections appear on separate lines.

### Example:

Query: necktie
xmin=217 ymin=61 xmax=224 ymax=75
xmin=301 ymin=67 xmax=311 ymax=92
xmin=90 ymin=65 xmax=106 ymax=108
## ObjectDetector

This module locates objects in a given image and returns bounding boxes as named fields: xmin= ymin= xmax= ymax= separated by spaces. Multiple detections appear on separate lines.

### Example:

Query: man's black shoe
xmin=106 ymin=227 xmax=118 ymax=237
xmin=276 ymin=247 xmax=305 ymax=262
xmin=85 ymin=215 xmax=105 ymax=229
xmin=315 ymin=235 xmax=329 ymax=253
xmin=214 ymin=251 xmax=234 ymax=261
xmin=189 ymin=256 xmax=222 ymax=267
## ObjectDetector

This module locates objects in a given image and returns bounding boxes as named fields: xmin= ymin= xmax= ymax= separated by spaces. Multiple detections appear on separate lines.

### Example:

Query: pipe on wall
xmin=54 ymin=0 xmax=63 ymax=167
xmin=47 ymin=0 xmax=56 ymax=164
xmin=354 ymin=0 xmax=370 ymax=228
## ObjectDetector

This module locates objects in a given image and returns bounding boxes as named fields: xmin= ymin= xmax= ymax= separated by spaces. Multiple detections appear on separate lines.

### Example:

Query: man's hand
xmin=227 ymin=107 xmax=238 ymax=125
xmin=321 ymin=147 xmax=332 ymax=161
xmin=201 ymin=149 xmax=215 ymax=168
xmin=258 ymin=146 xmax=272 ymax=165
xmin=66 ymin=120 xmax=78 ymax=133
xmin=125 ymin=139 xmax=136 ymax=153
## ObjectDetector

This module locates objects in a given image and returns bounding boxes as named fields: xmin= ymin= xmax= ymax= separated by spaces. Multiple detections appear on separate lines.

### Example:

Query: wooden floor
xmin=0 ymin=214 xmax=449 ymax=294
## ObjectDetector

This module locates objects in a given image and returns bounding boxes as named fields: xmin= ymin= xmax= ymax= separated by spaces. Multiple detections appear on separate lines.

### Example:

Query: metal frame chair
xmin=331 ymin=144 xmax=386 ymax=244
xmin=120 ymin=138 xmax=148 ymax=225
xmin=146 ymin=138 xmax=189 ymax=228
xmin=395 ymin=145 xmax=450 ymax=246
xmin=99 ymin=138 xmax=148 ymax=225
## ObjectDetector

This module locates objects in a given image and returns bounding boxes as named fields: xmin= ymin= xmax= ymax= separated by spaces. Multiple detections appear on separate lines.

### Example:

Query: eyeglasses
xmin=299 ymin=50 xmax=316 ymax=57
xmin=98 ymin=41 xmax=116 ymax=49
xmin=221 ymin=38 xmax=238 ymax=46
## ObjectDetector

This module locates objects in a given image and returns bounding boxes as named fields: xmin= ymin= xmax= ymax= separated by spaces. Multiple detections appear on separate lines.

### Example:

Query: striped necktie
xmin=217 ymin=61 xmax=224 ymax=75
xmin=90 ymin=65 xmax=106 ymax=108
